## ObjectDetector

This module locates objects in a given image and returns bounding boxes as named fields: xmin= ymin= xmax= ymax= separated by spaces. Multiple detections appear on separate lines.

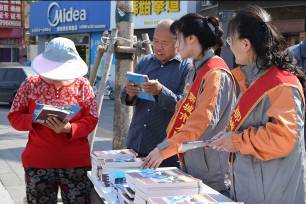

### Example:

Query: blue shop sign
xmin=90 ymin=32 xmax=102 ymax=65
xmin=30 ymin=1 xmax=110 ymax=35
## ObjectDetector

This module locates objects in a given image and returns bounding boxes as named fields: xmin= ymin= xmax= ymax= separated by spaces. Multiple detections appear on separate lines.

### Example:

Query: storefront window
xmin=12 ymin=48 xmax=19 ymax=62
xmin=76 ymin=45 xmax=89 ymax=65
xmin=0 ymin=48 xmax=19 ymax=62
xmin=0 ymin=48 xmax=11 ymax=62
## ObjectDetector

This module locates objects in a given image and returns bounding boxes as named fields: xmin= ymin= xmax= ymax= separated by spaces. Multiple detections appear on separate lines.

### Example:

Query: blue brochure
xmin=32 ymin=103 xmax=81 ymax=124
xmin=126 ymin=72 xmax=155 ymax=102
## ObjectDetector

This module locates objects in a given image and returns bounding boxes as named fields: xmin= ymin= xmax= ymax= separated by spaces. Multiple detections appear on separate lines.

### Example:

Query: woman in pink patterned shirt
xmin=8 ymin=37 xmax=98 ymax=204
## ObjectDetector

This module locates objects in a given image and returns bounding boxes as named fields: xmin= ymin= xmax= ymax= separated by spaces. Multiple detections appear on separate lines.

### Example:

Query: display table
xmin=88 ymin=170 xmax=233 ymax=204
xmin=87 ymin=171 xmax=118 ymax=204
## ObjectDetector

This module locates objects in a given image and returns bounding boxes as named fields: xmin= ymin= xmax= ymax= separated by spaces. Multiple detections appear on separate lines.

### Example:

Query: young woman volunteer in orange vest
xmin=143 ymin=13 xmax=236 ymax=195
xmin=207 ymin=6 xmax=306 ymax=204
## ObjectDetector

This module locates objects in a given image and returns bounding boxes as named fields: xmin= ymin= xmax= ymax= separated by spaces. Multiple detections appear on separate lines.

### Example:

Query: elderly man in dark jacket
xmin=121 ymin=19 xmax=192 ymax=167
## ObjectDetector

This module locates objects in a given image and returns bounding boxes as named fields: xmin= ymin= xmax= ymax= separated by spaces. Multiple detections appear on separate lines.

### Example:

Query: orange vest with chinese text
xmin=167 ymin=56 xmax=230 ymax=139
xmin=228 ymin=66 xmax=302 ymax=132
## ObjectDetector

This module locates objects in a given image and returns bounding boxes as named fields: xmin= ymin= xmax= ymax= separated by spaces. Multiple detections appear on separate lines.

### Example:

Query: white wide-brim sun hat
xmin=31 ymin=37 xmax=88 ymax=81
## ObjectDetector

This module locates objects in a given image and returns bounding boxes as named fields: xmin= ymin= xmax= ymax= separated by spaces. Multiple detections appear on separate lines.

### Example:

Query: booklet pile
xmin=119 ymin=167 xmax=202 ymax=204
xmin=147 ymin=193 xmax=243 ymax=204
xmin=91 ymin=149 xmax=142 ymax=186
xmin=148 ymin=194 xmax=244 ymax=204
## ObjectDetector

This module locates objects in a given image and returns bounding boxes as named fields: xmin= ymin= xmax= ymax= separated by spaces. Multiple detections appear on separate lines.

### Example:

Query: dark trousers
xmin=160 ymin=155 xmax=180 ymax=168
xmin=25 ymin=167 xmax=92 ymax=204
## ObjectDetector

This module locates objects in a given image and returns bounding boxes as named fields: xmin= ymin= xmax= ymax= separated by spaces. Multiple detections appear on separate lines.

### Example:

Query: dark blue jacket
xmin=288 ymin=39 xmax=306 ymax=72
xmin=121 ymin=54 xmax=192 ymax=155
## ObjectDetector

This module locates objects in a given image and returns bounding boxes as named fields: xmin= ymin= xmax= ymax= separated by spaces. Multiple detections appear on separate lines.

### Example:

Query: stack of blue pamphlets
xmin=126 ymin=72 xmax=155 ymax=102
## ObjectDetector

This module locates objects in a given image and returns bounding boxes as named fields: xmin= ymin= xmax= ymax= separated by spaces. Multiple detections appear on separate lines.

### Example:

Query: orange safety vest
xmin=167 ymin=56 xmax=231 ymax=139
xmin=228 ymin=66 xmax=302 ymax=132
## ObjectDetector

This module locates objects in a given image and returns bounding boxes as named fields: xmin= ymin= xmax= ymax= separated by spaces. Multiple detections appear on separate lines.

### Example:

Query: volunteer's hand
xmin=143 ymin=80 xmax=162 ymax=95
xmin=206 ymin=130 xmax=237 ymax=152
xmin=45 ymin=117 xmax=72 ymax=134
xmin=142 ymin=147 xmax=164 ymax=169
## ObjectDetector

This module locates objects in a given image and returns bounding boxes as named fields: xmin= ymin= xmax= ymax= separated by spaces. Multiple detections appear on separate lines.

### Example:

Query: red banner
xmin=0 ymin=0 xmax=22 ymax=28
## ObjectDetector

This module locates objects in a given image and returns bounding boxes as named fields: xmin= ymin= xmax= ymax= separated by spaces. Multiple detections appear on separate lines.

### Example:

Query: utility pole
xmin=113 ymin=1 xmax=134 ymax=149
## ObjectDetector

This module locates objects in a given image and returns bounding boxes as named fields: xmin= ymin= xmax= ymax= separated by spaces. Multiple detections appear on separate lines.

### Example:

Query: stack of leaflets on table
xmin=93 ymin=149 xmax=138 ymax=160
xmin=109 ymin=170 xmax=126 ymax=185
xmin=124 ymin=186 xmax=135 ymax=200
xmin=126 ymin=71 xmax=155 ymax=102
xmin=147 ymin=194 xmax=243 ymax=204
xmin=114 ymin=182 xmax=137 ymax=204
xmin=100 ymin=158 xmax=143 ymax=171
xmin=32 ymin=103 xmax=81 ymax=124
xmin=116 ymin=184 xmax=135 ymax=204
xmin=119 ymin=191 xmax=134 ymax=204
xmin=100 ymin=174 xmax=111 ymax=187
xmin=91 ymin=149 xmax=138 ymax=178
xmin=113 ymin=180 xmax=135 ymax=204
xmin=125 ymin=167 xmax=202 ymax=202
xmin=91 ymin=149 xmax=142 ymax=184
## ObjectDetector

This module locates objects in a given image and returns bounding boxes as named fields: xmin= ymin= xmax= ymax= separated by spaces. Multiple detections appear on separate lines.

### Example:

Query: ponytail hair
xmin=170 ymin=13 xmax=224 ymax=55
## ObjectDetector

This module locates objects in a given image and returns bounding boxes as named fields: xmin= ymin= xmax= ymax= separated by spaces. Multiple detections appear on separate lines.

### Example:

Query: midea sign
xmin=47 ymin=2 xmax=87 ymax=27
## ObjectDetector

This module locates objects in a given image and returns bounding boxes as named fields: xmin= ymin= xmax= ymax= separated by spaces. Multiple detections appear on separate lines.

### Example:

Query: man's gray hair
xmin=155 ymin=19 xmax=174 ymax=31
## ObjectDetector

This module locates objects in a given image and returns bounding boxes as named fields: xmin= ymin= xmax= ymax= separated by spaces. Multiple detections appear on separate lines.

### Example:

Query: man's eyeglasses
xmin=226 ymin=37 xmax=232 ymax=47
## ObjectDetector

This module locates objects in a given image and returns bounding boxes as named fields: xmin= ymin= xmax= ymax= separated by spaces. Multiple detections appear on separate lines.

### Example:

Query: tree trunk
xmin=113 ymin=1 xmax=134 ymax=149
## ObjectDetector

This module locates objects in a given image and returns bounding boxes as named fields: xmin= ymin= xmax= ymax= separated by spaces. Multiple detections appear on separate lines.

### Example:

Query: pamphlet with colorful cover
xmin=101 ymin=158 xmax=143 ymax=168
xmin=32 ymin=103 xmax=81 ymax=124
xmin=125 ymin=168 xmax=201 ymax=190
xmin=148 ymin=194 xmax=243 ymax=204
xmin=178 ymin=134 xmax=227 ymax=153
xmin=91 ymin=149 xmax=140 ymax=181
xmin=126 ymin=71 xmax=155 ymax=102
xmin=93 ymin=149 xmax=138 ymax=160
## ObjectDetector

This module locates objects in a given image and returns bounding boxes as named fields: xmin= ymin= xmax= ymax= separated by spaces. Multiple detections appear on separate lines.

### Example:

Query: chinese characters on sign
xmin=134 ymin=0 xmax=180 ymax=16
xmin=0 ymin=0 xmax=22 ymax=28
xmin=111 ymin=0 xmax=191 ymax=29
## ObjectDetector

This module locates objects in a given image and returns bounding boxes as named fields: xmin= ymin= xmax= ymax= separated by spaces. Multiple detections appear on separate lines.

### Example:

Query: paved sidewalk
xmin=0 ymin=180 xmax=14 ymax=204
xmin=0 ymin=100 xmax=114 ymax=204
xmin=1 ymin=99 xmax=306 ymax=203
